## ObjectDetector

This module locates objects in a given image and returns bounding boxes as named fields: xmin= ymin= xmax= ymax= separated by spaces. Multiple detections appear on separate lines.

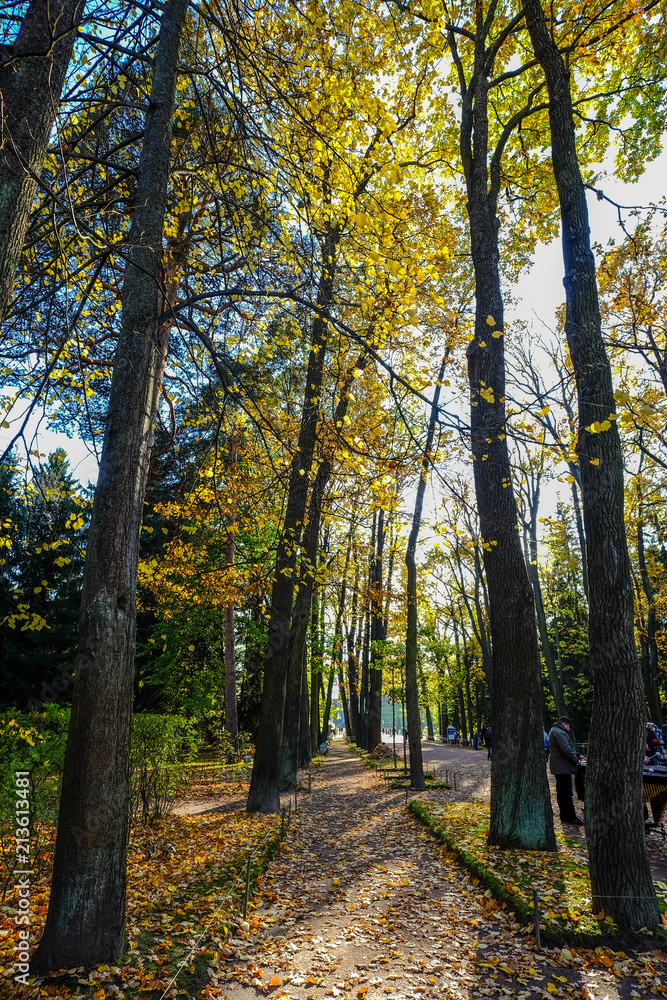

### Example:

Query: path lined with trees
xmin=2 ymin=0 xmax=667 ymax=975
xmin=215 ymin=741 xmax=653 ymax=1000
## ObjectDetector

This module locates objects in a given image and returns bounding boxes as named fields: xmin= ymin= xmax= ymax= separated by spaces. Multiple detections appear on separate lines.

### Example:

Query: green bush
xmin=0 ymin=705 xmax=69 ymax=894
xmin=130 ymin=714 xmax=202 ymax=826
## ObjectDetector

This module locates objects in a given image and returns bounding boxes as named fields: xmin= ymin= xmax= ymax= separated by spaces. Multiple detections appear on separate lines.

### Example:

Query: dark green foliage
xmin=0 ymin=451 xmax=89 ymax=709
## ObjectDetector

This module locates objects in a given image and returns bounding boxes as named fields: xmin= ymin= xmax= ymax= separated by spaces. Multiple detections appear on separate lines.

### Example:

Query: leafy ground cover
xmin=411 ymin=800 xmax=667 ymax=941
xmin=1 ymin=768 xmax=282 ymax=998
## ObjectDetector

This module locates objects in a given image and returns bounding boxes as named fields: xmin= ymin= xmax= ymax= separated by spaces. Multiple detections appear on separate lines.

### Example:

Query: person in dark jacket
xmin=646 ymin=724 xmax=661 ymax=762
xmin=481 ymin=723 xmax=492 ymax=759
xmin=548 ymin=716 xmax=584 ymax=825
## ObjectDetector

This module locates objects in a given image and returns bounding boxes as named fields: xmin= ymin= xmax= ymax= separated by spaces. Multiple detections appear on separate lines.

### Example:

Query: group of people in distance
xmin=547 ymin=716 xmax=667 ymax=828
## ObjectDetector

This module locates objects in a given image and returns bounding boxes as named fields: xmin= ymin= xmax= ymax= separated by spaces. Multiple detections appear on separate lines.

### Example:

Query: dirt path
xmin=380 ymin=737 xmax=667 ymax=881
xmin=202 ymin=740 xmax=665 ymax=1000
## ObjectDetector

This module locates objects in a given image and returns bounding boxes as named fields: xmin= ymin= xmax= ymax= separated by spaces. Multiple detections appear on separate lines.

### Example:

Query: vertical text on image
xmin=14 ymin=771 xmax=32 ymax=986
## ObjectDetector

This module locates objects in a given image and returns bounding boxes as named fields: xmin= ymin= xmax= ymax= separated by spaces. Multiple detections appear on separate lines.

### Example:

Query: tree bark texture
xmin=0 ymin=0 xmax=86 ymax=319
xmin=30 ymin=0 xmax=188 ymax=972
xmin=280 ymin=363 xmax=364 ymax=785
xmin=406 ymin=358 xmax=445 ymax=788
xmin=368 ymin=510 xmax=384 ymax=750
xmin=247 ymin=231 xmax=337 ymax=812
xmin=298 ymin=645 xmax=311 ymax=768
xmin=346 ymin=567 xmax=361 ymax=743
xmin=459 ymin=20 xmax=555 ymax=849
xmin=636 ymin=481 xmax=661 ymax=724
xmin=523 ymin=0 xmax=658 ymax=928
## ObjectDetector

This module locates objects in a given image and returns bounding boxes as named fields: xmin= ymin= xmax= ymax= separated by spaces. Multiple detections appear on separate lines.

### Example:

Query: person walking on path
xmin=481 ymin=723 xmax=492 ymax=759
xmin=548 ymin=715 xmax=584 ymax=825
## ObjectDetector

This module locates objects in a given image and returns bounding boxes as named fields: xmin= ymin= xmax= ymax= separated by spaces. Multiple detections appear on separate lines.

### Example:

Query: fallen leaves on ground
xmin=412 ymin=800 xmax=667 ymax=939
xmin=0 ymin=799 xmax=280 ymax=998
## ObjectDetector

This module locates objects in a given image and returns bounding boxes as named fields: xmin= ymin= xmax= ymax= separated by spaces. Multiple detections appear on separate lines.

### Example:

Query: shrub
xmin=130 ymin=714 xmax=202 ymax=826
xmin=0 ymin=705 xmax=69 ymax=896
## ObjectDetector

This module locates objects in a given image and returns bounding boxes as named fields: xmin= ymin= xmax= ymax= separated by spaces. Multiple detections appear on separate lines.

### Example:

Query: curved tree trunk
xmin=523 ymin=0 xmax=658 ymax=929
xmin=0 ymin=0 xmax=86 ymax=319
xmin=30 ymin=0 xmax=188 ymax=972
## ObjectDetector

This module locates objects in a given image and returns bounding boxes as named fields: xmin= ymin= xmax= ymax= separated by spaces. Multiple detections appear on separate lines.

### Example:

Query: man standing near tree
xmin=548 ymin=717 xmax=584 ymax=826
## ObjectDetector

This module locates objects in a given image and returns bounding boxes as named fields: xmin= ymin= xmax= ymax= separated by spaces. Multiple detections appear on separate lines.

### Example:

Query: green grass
xmin=411 ymin=800 xmax=667 ymax=943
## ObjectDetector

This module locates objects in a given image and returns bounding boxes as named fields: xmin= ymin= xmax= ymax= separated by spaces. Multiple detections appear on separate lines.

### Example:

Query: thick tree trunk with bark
xmin=460 ymin=29 xmax=555 ymax=849
xmin=523 ymin=0 xmax=658 ymax=928
xmin=247 ymin=231 xmax=337 ymax=813
xmin=0 ymin=0 xmax=86 ymax=318
xmin=30 ymin=0 xmax=188 ymax=972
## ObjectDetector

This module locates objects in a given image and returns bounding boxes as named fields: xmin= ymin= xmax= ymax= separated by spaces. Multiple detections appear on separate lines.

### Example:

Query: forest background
xmin=2 ymin=0 xmax=667 ymax=968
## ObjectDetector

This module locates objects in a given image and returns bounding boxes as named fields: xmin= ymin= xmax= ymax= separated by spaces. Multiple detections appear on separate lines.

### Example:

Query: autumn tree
xmin=523 ymin=0 xmax=659 ymax=929
xmin=31 ymin=0 xmax=190 ymax=970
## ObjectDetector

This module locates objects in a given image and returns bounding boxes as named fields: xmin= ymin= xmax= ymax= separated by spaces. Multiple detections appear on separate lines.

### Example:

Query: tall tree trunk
xmin=310 ymin=585 xmax=322 ymax=753
xmin=345 ymin=560 xmax=361 ymax=742
xmin=280 ymin=365 xmax=364 ymax=784
xmin=322 ymin=668 xmax=335 ymax=742
xmin=339 ymin=668 xmax=352 ymax=739
xmin=0 ymin=0 xmax=86 ymax=319
xmin=636 ymin=476 xmax=661 ymax=723
xmin=459 ymin=20 xmax=555 ymax=849
xmin=30 ymin=0 xmax=188 ymax=971
xmin=522 ymin=508 xmax=567 ymax=718
xmin=298 ymin=645 xmax=311 ymax=768
xmin=523 ymin=0 xmax=658 ymax=928
xmin=225 ymin=434 xmax=238 ymax=744
xmin=570 ymin=475 xmax=589 ymax=599
xmin=464 ymin=660 xmax=475 ymax=744
xmin=419 ymin=663 xmax=435 ymax=742
xmin=360 ymin=601 xmax=371 ymax=749
xmin=406 ymin=357 xmax=446 ymax=787
xmin=368 ymin=510 xmax=385 ymax=750
xmin=247 ymin=229 xmax=338 ymax=813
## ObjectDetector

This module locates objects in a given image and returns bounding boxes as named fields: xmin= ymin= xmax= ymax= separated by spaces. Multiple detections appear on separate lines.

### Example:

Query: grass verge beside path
xmin=411 ymin=800 xmax=667 ymax=945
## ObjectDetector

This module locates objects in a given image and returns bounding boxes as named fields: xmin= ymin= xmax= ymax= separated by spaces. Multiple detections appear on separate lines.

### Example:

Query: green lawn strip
xmin=410 ymin=800 xmax=667 ymax=947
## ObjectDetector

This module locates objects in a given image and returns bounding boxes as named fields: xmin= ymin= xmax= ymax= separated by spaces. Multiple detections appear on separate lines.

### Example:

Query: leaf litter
xmin=2 ymin=742 xmax=667 ymax=999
